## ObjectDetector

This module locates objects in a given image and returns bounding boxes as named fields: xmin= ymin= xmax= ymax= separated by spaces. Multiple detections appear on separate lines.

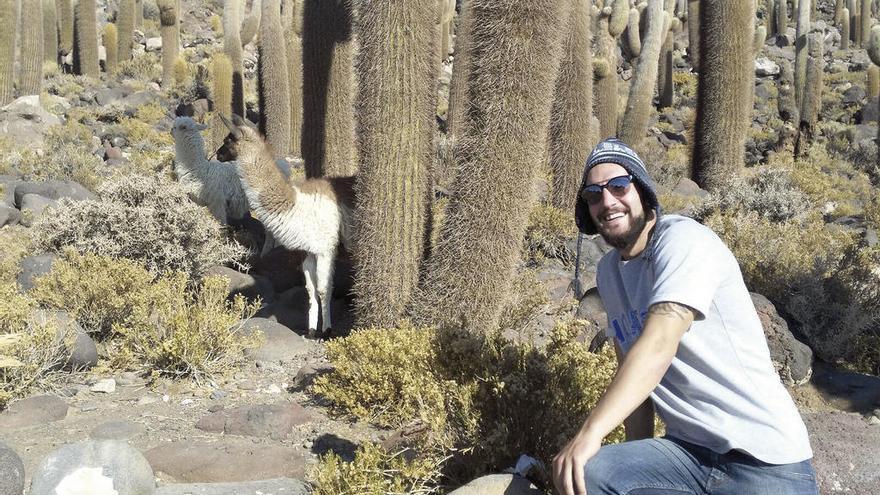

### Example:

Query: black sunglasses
xmin=580 ymin=175 xmax=634 ymax=205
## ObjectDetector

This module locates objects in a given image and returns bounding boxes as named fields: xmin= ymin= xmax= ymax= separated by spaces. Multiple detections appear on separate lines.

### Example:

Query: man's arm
xmin=552 ymin=302 xmax=695 ymax=495
xmin=614 ymin=341 xmax=656 ymax=440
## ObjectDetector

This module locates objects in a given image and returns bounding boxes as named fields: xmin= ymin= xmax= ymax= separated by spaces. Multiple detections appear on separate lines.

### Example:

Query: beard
xmin=596 ymin=208 xmax=648 ymax=251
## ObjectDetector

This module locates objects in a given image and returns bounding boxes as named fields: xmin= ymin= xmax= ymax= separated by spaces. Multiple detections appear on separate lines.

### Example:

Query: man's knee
xmin=583 ymin=446 xmax=620 ymax=492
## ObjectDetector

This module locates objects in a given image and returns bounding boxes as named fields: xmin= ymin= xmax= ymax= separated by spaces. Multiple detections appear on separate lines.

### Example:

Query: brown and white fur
xmin=220 ymin=114 xmax=354 ymax=338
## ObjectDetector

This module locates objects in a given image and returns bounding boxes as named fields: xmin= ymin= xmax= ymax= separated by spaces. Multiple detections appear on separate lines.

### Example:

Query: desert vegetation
xmin=0 ymin=0 xmax=878 ymax=493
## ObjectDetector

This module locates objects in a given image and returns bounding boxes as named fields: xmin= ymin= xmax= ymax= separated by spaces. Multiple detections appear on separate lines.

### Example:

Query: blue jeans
xmin=584 ymin=437 xmax=818 ymax=494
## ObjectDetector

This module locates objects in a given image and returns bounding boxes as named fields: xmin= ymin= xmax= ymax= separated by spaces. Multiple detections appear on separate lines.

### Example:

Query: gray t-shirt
xmin=597 ymin=214 xmax=813 ymax=464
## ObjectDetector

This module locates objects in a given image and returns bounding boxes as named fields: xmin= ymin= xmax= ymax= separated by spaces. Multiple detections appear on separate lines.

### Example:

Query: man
xmin=552 ymin=138 xmax=817 ymax=495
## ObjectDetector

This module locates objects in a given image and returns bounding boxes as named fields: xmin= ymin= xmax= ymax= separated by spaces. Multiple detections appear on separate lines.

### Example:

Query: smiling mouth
xmin=603 ymin=212 xmax=626 ymax=222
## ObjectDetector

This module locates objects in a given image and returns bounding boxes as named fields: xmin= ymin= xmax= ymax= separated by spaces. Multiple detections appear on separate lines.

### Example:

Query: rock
xmin=30 ymin=440 xmax=155 ymax=495
xmin=195 ymin=402 xmax=313 ymax=440
xmin=448 ymin=474 xmax=542 ymax=495
xmin=103 ymin=146 xmax=124 ymax=161
xmin=29 ymin=310 xmax=98 ymax=370
xmin=95 ymin=87 xmax=128 ymax=106
xmin=0 ymin=96 xmax=62 ymax=148
xmin=205 ymin=266 xmax=276 ymax=304
xmin=751 ymin=293 xmax=812 ymax=385
xmin=292 ymin=362 xmax=333 ymax=389
xmin=17 ymin=193 xmax=56 ymax=226
xmin=0 ymin=204 xmax=20 ymax=227
xmin=14 ymin=179 xmax=95 ymax=205
xmin=804 ymin=411 xmax=880 ymax=493
xmin=850 ymin=49 xmax=872 ymax=71
xmin=241 ymin=318 xmax=316 ymax=363
xmin=91 ymin=379 xmax=117 ymax=394
xmin=146 ymin=37 xmax=162 ymax=51
xmin=0 ymin=442 xmax=25 ymax=495
xmin=90 ymin=420 xmax=145 ymax=441
xmin=858 ymin=100 xmax=879 ymax=124
xmin=155 ymin=478 xmax=309 ymax=495
xmin=16 ymin=253 xmax=56 ymax=291
xmin=575 ymin=287 xmax=608 ymax=352
xmin=868 ymin=415 xmax=880 ymax=426
xmin=671 ymin=177 xmax=708 ymax=198
xmin=123 ymin=90 xmax=164 ymax=109
xmin=145 ymin=441 xmax=309 ymax=482
xmin=754 ymin=57 xmax=780 ymax=76
xmin=842 ymin=85 xmax=866 ymax=106
xmin=0 ymin=394 xmax=68 ymax=429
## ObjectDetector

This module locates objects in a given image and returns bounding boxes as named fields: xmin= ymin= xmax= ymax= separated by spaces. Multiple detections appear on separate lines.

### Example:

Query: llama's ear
xmin=220 ymin=113 xmax=243 ymax=140
xmin=196 ymin=122 xmax=209 ymax=131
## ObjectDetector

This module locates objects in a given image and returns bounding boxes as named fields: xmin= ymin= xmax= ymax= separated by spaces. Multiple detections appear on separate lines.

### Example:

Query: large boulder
xmin=0 ymin=442 xmax=25 ymax=495
xmin=29 ymin=310 xmax=98 ymax=371
xmin=0 ymin=96 xmax=62 ymax=147
xmin=238 ymin=318 xmax=316 ymax=363
xmin=195 ymin=402 xmax=313 ymax=440
xmin=29 ymin=440 xmax=155 ymax=495
xmin=16 ymin=253 xmax=57 ymax=291
xmin=0 ymin=394 xmax=68 ymax=429
xmin=18 ymin=194 xmax=57 ymax=227
xmin=448 ymin=474 xmax=542 ymax=495
xmin=751 ymin=293 xmax=813 ymax=385
xmin=13 ymin=180 xmax=95 ymax=206
xmin=204 ymin=266 xmax=275 ymax=304
xmin=144 ymin=441 xmax=309 ymax=482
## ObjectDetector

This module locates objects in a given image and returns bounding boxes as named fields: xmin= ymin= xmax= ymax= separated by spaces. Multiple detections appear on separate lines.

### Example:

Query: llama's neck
xmin=174 ymin=133 xmax=208 ymax=175
xmin=236 ymin=141 xmax=297 ymax=215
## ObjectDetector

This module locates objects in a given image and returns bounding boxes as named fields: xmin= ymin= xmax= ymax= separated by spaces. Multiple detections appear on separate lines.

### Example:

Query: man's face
xmin=584 ymin=163 xmax=648 ymax=250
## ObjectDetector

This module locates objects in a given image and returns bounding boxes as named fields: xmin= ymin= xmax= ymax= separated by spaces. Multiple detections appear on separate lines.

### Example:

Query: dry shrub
xmin=695 ymin=168 xmax=810 ymax=222
xmin=118 ymin=51 xmax=162 ymax=82
xmin=0 ymin=226 xmax=33 ymax=281
xmin=787 ymin=143 xmax=874 ymax=218
xmin=525 ymin=204 xmax=576 ymax=265
xmin=312 ymin=320 xmax=621 ymax=488
xmin=32 ymin=174 xmax=248 ymax=280
xmin=311 ymin=442 xmax=447 ymax=495
xmin=498 ymin=269 xmax=549 ymax=332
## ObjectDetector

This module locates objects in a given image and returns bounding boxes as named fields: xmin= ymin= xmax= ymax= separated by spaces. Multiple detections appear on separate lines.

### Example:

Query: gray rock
xmin=122 ymin=90 xmax=163 ymax=109
xmin=145 ymin=441 xmax=309 ymax=482
xmin=91 ymin=379 xmax=117 ymax=393
xmin=292 ymin=362 xmax=333 ymax=389
xmin=851 ymin=50 xmax=872 ymax=71
xmin=804 ymin=411 xmax=880 ymax=493
xmin=205 ymin=266 xmax=276 ymax=304
xmin=29 ymin=310 xmax=98 ymax=370
xmin=16 ymin=253 xmax=57 ymax=291
xmin=195 ymin=402 xmax=313 ymax=440
xmin=90 ymin=420 xmax=145 ymax=441
xmin=575 ymin=287 xmax=608 ymax=352
xmin=448 ymin=474 xmax=541 ymax=495
xmin=0 ymin=204 xmax=20 ymax=227
xmin=0 ymin=442 xmax=25 ymax=495
xmin=0 ymin=394 xmax=68 ymax=429
xmin=155 ymin=478 xmax=309 ymax=495
xmin=842 ymin=85 xmax=866 ymax=106
xmin=671 ymin=177 xmax=708 ymax=198
xmin=751 ymin=293 xmax=812 ymax=385
xmin=754 ymin=57 xmax=780 ymax=76
xmin=0 ymin=95 xmax=62 ymax=126
xmin=145 ymin=37 xmax=162 ymax=51
xmin=30 ymin=440 xmax=155 ymax=495
xmin=239 ymin=318 xmax=315 ymax=363
xmin=18 ymin=193 xmax=57 ymax=226
xmin=14 ymin=180 xmax=95 ymax=206
xmin=95 ymin=87 xmax=128 ymax=106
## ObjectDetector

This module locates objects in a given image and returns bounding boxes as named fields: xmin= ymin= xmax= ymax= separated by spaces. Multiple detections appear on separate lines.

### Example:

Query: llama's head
xmin=218 ymin=114 xmax=264 ymax=159
xmin=171 ymin=116 xmax=209 ymax=146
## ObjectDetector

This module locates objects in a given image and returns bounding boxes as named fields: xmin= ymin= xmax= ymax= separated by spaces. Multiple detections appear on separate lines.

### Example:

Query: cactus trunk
xmin=794 ymin=0 xmax=810 ymax=110
xmin=687 ymin=0 xmax=699 ymax=71
xmin=594 ymin=17 xmax=618 ymax=138
xmin=134 ymin=0 xmax=143 ymax=29
xmin=287 ymin=0 xmax=303 ymax=157
xmin=796 ymin=32 xmax=824 ymax=155
xmin=842 ymin=7 xmax=850 ymax=50
xmin=549 ymin=0 xmax=593 ymax=211
xmin=103 ymin=23 xmax=117 ymax=75
xmin=412 ymin=0 xmax=567 ymax=334
xmin=658 ymin=24 xmax=674 ymax=108
xmin=224 ymin=0 xmax=245 ymax=117
xmin=301 ymin=0 xmax=357 ymax=177
xmin=73 ymin=0 xmax=99 ymax=77
xmin=776 ymin=0 xmax=788 ymax=38
xmin=158 ymin=0 xmax=179 ymax=88
xmin=210 ymin=53 xmax=233 ymax=151
xmin=117 ymin=0 xmax=134 ymax=63
xmin=0 ymin=0 xmax=16 ymax=105
xmin=352 ymin=0 xmax=436 ymax=328
xmin=619 ymin=2 xmax=665 ymax=150
xmin=692 ymin=0 xmax=755 ymax=191
xmin=42 ymin=0 xmax=57 ymax=64
xmin=20 ymin=0 xmax=43 ymax=95
xmin=861 ymin=0 xmax=871 ymax=48
xmin=257 ymin=0 xmax=291 ymax=154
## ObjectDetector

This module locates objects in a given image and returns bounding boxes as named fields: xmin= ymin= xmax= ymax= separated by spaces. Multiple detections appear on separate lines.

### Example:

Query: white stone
xmin=755 ymin=57 xmax=780 ymax=77
xmin=90 ymin=379 xmax=116 ymax=394
xmin=265 ymin=384 xmax=282 ymax=394
xmin=145 ymin=38 xmax=162 ymax=52
xmin=56 ymin=467 xmax=118 ymax=495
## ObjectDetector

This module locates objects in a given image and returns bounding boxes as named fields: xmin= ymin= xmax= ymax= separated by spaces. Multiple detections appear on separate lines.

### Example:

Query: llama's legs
xmin=315 ymin=252 xmax=335 ymax=333
xmin=260 ymin=231 xmax=276 ymax=257
xmin=302 ymin=254 xmax=320 ymax=338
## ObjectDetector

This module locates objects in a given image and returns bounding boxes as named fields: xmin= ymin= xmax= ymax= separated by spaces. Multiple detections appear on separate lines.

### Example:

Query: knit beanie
xmin=574 ymin=138 xmax=661 ymax=235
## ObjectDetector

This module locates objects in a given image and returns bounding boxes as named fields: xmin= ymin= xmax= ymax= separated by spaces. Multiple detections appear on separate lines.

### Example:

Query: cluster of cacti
xmin=157 ymin=0 xmax=179 ymax=88
xmin=43 ymin=0 xmax=57 ymax=65
xmin=412 ymin=0 xmax=567 ymax=333
xmin=692 ymin=0 xmax=756 ymax=191
xmin=352 ymin=0 xmax=436 ymax=328
xmin=548 ymin=0 xmax=594 ymax=211
xmin=104 ymin=23 xmax=118 ymax=75
xmin=257 ymin=0 xmax=291 ymax=154
xmin=301 ymin=0 xmax=357 ymax=178
xmin=73 ymin=0 xmax=99 ymax=77
xmin=117 ymin=0 xmax=135 ymax=63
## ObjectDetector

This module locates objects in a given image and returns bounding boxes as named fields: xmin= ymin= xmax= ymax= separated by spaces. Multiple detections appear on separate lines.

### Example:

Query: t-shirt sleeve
xmin=648 ymin=220 xmax=726 ymax=321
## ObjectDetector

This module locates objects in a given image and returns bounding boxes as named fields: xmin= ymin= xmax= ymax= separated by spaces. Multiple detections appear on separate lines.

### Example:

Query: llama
xmin=171 ymin=116 xmax=249 ymax=225
xmin=219 ymin=113 xmax=355 ymax=338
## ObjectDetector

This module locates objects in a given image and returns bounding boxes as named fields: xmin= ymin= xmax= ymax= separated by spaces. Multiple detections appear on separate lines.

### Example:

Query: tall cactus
xmin=301 ymin=0 xmax=357 ymax=177
xmin=223 ymin=0 xmax=245 ymax=117
xmin=42 ymin=0 xmax=57 ymax=65
xmin=776 ymin=0 xmax=788 ymax=38
xmin=619 ymin=1 xmax=665 ymax=150
xmin=766 ymin=0 xmax=776 ymax=37
xmin=447 ymin=0 xmax=473 ymax=150
xmin=352 ymin=0 xmax=436 ymax=328
xmin=103 ymin=23 xmax=118 ymax=75
xmin=0 ymin=0 xmax=17 ymax=105
xmin=157 ymin=0 xmax=179 ymax=88
xmin=117 ymin=0 xmax=134 ymax=63
xmin=692 ymin=0 xmax=755 ymax=191
xmin=594 ymin=0 xmax=627 ymax=139
xmin=841 ymin=7 xmax=850 ymax=50
xmin=657 ymin=11 xmax=676 ymax=108
xmin=240 ymin=0 xmax=261 ymax=46
xmin=20 ymin=0 xmax=43 ymax=95
xmin=73 ymin=0 xmax=99 ymax=77
xmin=868 ymin=64 xmax=879 ymax=99
xmin=868 ymin=25 xmax=880 ymax=171
xmin=797 ymin=32 xmax=824 ymax=155
xmin=210 ymin=53 xmax=233 ymax=151
xmin=134 ymin=0 xmax=143 ymax=30
xmin=549 ymin=0 xmax=593 ymax=211
xmin=58 ymin=0 xmax=73 ymax=57
xmin=625 ymin=7 xmax=642 ymax=58
xmin=794 ymin=0 xmax=810 ymax=110
xmin=412 ymin=0 xmax=567 ymax=334
xmin=287 ymin=0 xmax=303 ymax=157
xmin=687 ymin=0 xmax=699 ymax=71
xmin=257 ymin=0 xmax=291 ymax=154
xmin=861 ymin=0 xmax=871 ymax=48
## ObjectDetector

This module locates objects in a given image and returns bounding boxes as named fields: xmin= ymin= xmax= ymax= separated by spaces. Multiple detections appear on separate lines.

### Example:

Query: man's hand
xmin=552 ymin=430 xmax=601 ymax=495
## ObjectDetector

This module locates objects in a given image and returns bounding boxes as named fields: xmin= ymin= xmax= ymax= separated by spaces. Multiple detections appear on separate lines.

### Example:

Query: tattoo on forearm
xmin=648 ymin=302 xmax=692 ymax=321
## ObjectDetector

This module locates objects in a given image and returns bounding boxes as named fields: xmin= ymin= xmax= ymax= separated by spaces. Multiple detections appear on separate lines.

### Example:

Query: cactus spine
xmin=73 ymin=0 xmax=99 ymax=77
xmin=157 ymin=0 xmax=179 ymax=88
xmin=58 ymin=0 xmax=73 ymax=57
xmin=0 ymin=0 xmax=16 ymax=105
xmin=42 ymin=0 xmax=57 ymax=64
xmin=117 ymin=0 xmax=134 ymax=63
xmin=619 ymin=1 xmax=665 ymax=150
xmin=794 ymin=0 xmax=810 ymax=110
xmin=223 ymin=0 xmax=245 ymax=117
xmin=20 ymin=0 xmax=43 ymax=95
xmin=301 ymin=0 xmax=357 ymax=177
xmin=257 ymin=0 xmax=290 ymax=154
xmin=841 ymin=7 xmax=850 ymax=50
xmin=103 ymin=23 xmax=118 ymax=75
xmin=352 ymin=0 xmax=436 ymax=328
xmin=687 ymin=0 xmax=699 ymax=71
xmin=692 ymin=0 xmax=755 ymax=191
xmin=287 ymin=0 xmax=303 ymax=156
xmin=412 ymin=0 xmax=567 ymax=334
xmin=549 ymin=0 xmax=593 ymax=211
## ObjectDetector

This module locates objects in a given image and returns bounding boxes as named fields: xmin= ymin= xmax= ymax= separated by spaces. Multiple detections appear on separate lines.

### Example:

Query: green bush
xmin=32 ymin=174 xmax=249 ymax=280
